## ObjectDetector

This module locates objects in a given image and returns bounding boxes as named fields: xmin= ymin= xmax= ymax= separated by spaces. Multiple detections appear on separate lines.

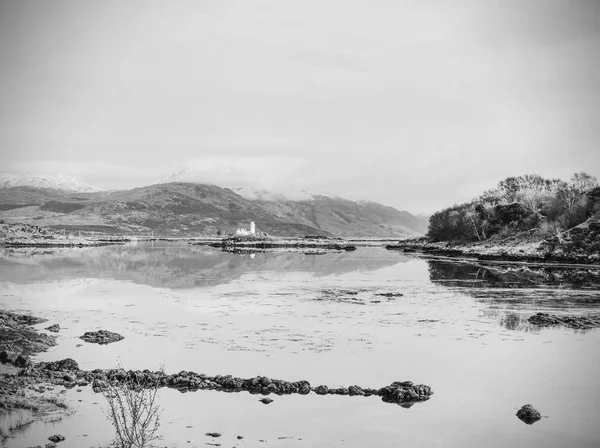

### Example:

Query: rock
xmin=348 ymin=385 xmax=365 ymax=396
xmin=92 ymin=379 xmax=110 ymax=393
xmin=80 ymin=330 xmax=124 ymax=345
xmin=41 ymin=358 xmax=79 ymax=371
xmin=62 ymin=373 xmax=75 ymax=382
xmin=15 ymin=354 xmax=32 ymax=367
xmin=237 ymin=435 xmax=244 ymax=439
xmin=45 ymin=324 xmax=60 ymax=333
xmin=48 ymin=434 xmax=66 ymax=443
xmin=259 ymin=398 xmax=273 ymax=404
xmin=528 ymin=312 xmax=600 ymax=330
xmin=205 ymin=432 xmax=222 ymax=437
xmin=516 ymin=404 xmax=542 ymax=424
xmin=45 ymin=444 xmax=57 ymax=448
xmin=378 ymin=381 xmax=433 ymax=405
xmin=313 ymin=385 xmax=329 ymax=395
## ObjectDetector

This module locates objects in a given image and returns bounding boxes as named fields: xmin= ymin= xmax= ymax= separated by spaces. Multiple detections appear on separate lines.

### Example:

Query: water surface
xmin=1 ymin=243 xmax=599 ymax=447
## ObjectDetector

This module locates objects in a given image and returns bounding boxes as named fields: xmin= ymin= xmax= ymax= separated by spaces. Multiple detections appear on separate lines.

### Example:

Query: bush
xmin=103 ymin=372 xmax=162 ymax=448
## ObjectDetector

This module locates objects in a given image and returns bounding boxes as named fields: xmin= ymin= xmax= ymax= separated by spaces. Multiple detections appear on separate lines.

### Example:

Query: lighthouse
xmin=250 ymin=221 xmax=256 ymax=235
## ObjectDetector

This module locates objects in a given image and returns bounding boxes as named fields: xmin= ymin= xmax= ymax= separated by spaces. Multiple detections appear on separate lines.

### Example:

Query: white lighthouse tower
xmin=250 ymin=221 xmax=256 ymax=235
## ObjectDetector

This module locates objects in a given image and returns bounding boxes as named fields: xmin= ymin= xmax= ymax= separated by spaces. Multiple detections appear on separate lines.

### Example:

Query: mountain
xmin=0 ymin=173 xmax=102 ymax=193
xmin=0 ymin=181 xmax=425 ymax=237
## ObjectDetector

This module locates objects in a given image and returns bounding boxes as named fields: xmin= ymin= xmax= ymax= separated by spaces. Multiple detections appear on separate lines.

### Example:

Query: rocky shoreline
xmin=528 ymin=312 xmax=600 ymax=330
xmin=0 ymin=222 xmax=126 ymax=249
xmin=0 ymin=310 xmax=434 ymax=443
xmin=386 ymin=238 xmax=600 ymax=265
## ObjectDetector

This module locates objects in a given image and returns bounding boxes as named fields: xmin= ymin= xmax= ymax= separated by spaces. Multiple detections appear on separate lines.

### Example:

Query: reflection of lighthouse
xmin=250 ymin=221 xmax=256 ymax=235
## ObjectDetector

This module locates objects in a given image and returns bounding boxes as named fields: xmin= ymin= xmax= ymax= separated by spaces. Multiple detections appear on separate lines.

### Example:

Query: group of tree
xmin=427 ymin=172 xmax=600 ymax=243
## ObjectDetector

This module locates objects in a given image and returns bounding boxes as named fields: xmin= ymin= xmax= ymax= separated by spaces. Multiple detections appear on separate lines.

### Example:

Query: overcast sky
xmin=1 ymin=0 xmax=599 ymax=213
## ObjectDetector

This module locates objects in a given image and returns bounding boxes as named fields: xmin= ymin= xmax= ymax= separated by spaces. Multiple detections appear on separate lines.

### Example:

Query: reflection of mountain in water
xmin=428 ymin=259 xmax=600 ymax=331
xmin=0 ymin=244 xmax=405 ymax=289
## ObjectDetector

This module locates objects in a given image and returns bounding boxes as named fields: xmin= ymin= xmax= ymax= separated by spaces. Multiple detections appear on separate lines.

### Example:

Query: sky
xmin=1 ymin=0 xmax=599 ymax=213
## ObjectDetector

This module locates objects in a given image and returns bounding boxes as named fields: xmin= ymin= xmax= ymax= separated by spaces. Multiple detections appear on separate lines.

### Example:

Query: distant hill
xmin=0 ymin=173 xmax=102 ymax=193
xmin=0 ymin=182 xmax=425 ymax=237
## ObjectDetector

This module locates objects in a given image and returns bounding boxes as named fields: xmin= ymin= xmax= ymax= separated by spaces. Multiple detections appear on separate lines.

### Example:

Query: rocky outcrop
xmin=37 ymin=358 xmax=80 ymax=371
xmin=386 ymin=238 xmax=600 ymax=264
xmin=80 ymin=330 xmax=124 ymax=345
xmin=493 ymin=203 xmax=534 ymax=227
xmin=45 ymin=324 xmax=60 ymax=333
xmin=516 ymin=404 xmax=542 ymax=424
xmin=528 ymin=312 xmax=600 ymax=330
xmin=0 ymin=310 xmax=56 ymax=357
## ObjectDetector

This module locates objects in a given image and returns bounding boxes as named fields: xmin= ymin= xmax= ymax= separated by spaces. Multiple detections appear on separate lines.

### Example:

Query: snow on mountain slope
xmin=0 ymin=174 xmax=102 ymax=193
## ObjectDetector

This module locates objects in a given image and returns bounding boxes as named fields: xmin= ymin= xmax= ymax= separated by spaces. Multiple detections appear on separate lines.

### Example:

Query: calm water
xmin=1 ymin=243 xmax=599 ymax=447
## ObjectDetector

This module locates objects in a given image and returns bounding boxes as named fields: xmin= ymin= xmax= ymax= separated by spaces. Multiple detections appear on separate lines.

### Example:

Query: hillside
xmin=0 ymin=183 xmax=425 ymax=237
xmin=419 ymin=173 xmax=600 ymax=259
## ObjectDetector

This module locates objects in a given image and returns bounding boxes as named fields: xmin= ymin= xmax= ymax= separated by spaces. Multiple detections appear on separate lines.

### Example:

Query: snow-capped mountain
xmin=155 ymin=164 xmax=339 ymax=202
xmin=0 ymin=173 xmax=102 ymax=193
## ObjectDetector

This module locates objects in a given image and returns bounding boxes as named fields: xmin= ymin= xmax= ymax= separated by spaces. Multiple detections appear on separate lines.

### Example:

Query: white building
xmin=235 ymin=221 xmax=257 ymax=236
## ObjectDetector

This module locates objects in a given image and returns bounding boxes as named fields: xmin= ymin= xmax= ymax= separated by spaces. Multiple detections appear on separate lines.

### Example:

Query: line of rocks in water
xmin=5 ymin=357 xmax=433 ymax=407
xmin=90 ymin=369 xmax=432 ymax=407
xmin=528 ymin=312 xmax=600 ymax=330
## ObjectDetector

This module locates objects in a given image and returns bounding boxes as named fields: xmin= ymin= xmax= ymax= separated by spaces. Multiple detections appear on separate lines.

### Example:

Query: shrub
xmin=103 ymin=372 xmax=162 ymax=448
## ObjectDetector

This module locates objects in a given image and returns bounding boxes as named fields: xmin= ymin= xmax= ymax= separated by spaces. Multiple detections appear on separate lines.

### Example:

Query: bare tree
xmin=103 ymin=372 xmax=162 ymax=448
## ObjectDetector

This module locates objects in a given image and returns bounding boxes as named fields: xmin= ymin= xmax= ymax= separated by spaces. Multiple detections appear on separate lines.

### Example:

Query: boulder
xmin=259 ymin=397 xmax=273 ymax=404
xmin=42 ymin=358 xmax=79 ymax=371
xmin=493 ymin=202 xmax=534 ymax=226
xmin=80 ymin=330 xmax=124 ymax=345
xmin=47 ymin=435 xmax=65 ymax=443
xmin=45 ymin=324 xmax=60 ymax=333
xmin=378 ymin=381 xmax=433 ymax=405
xmin=516 ymin=404 xmax=542 ymax=424
xmin=312 ymin=385 xmax=329 ymax=395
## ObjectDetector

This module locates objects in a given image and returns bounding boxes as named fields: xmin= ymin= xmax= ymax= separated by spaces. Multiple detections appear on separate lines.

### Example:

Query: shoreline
xmin=386 ymin=239 xmax=600 ymax=265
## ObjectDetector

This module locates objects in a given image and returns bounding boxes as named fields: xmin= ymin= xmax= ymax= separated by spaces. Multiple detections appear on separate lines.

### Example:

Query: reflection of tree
xmin=0 ymin=244 xmax=404 ymax=289
xmin=494 ymin=312 xmax=535 ymax=331
xmin=428 ymin=259 xmax=600 ymax=331
xmin=427 ymin=260 xmax=600 ymax=290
